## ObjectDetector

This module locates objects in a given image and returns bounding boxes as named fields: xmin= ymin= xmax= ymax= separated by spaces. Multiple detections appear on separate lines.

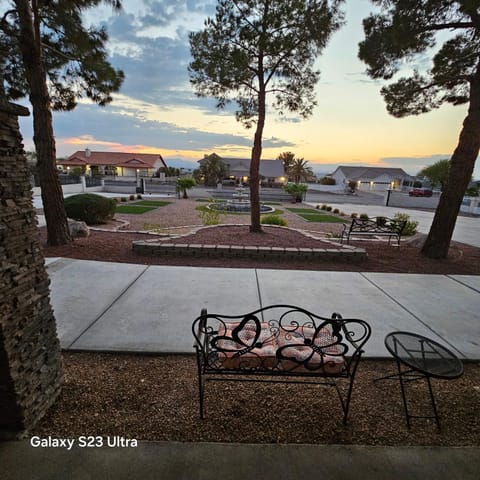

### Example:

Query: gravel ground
xmin=33 ymin=353 xmax=480 ymax=446
xmin=35 ymin=199 xmax=480 ymax=445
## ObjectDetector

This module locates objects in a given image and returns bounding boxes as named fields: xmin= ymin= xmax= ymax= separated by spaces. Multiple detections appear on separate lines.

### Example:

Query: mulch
xmin=39 ymin=226 xmax=480 ymax=274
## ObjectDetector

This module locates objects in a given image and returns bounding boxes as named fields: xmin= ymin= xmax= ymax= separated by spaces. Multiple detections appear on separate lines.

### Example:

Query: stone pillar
xmin=0 ymin=100 xmax=63 ymax=438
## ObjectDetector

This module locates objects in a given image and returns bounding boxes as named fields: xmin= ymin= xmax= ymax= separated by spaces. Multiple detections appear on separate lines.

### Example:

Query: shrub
xmin=351 ymin=213 xmax=358 ymax=218
xmin=320 ymin=204 xmax=327 ymax=210
xmin=376 ymin=216 xmax=387 ymax=227
xmin=326 ymin=206 xmax=332 ymax=212
xmin=198 ymin=199 xmax=225 ymax=225
xmin=121 ymin=197 xmax=127 ymax=202
xmin=333 ymin=208 xmax=340 ymax=214
xmin=284 ymin=183 xmax=307 ymax=202
xmin=176 ymin=177 xmax=196 ymax=198
xmin=359 ymin=213 xmax=369 ymax=220
xmin=64 ymin=193 xmax=116 ymax=225
xmin=261 ymin=214 xmax=288 ymax=226
xmin=315 ymin=204 xmax=320 ymax=209
xmin=319 ymin=176 xmax=336 ymax=185
xmin=393 ymin=212 xmax=418 ymax=236
xmin=129 ymin=194 xmax=135 ymax=201
xmin=137 ymin=194 xmax=143 ymax=200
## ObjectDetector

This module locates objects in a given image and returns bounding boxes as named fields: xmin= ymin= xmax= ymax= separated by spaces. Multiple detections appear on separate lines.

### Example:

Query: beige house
xmin=59 ymin=149 xmax=167 ymax=177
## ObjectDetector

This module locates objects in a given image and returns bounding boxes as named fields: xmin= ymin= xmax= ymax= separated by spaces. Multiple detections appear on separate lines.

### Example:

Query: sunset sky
xmin=18 ymin=0 xmax=479 ymax=177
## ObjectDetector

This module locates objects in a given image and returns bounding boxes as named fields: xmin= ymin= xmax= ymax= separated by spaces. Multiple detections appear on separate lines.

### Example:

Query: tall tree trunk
xmin=14 ymin=0 xmax=71 ymax=246
xmin=249 ymin=96 xmax=265 ymax=233
xmin=249 ymin=67 xmax=266 ymax=233
xmin=421 ymin=66 xmax=480 ymax=258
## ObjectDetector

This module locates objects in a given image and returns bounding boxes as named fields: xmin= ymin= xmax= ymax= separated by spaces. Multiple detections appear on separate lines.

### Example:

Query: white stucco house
xmin=330 ymin=166 xmax=414 ymax=192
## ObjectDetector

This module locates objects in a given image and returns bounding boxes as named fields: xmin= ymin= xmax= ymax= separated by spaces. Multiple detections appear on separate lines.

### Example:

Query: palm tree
xmin=288 ymin=158 xmax=313 ymax=183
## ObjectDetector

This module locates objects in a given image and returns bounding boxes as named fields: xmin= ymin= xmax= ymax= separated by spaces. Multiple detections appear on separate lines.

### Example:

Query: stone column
xmin=0 ymin=99 xmax=63 ymax=438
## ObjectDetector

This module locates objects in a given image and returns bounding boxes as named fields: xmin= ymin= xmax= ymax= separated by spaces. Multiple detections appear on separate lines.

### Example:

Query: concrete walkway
xmin=46 ymin=257 xmax=480 ymax=359
xmin=3 ymin=258 xmax=479 ymax=479
xmin=2 ymin=441 xmax=479 ymax=480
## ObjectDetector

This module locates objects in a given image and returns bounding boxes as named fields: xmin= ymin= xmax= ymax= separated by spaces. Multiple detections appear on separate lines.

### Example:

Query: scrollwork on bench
xmin=192 ymin=305 xmax=371 ymax=424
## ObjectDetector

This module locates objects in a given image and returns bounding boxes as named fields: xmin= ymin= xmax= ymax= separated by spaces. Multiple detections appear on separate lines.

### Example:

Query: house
xmin=59 ymin=149 xmax=167 ymax=177
xmin=198 ymin=155 xmax=286 ymax=185
xmin=330 ymin=166 xmax=414 ymax=192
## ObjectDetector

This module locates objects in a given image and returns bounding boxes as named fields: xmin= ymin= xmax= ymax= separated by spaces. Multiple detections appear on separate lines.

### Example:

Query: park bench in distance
xmin=340 ymin=216 xmax=407 ymax=247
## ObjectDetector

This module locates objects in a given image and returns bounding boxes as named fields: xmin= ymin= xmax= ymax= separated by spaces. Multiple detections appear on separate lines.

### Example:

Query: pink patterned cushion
xmin=213 ymin=322 xmax=345 ymax=373
xmin=276 ymin=326 xmax=345 ymax=374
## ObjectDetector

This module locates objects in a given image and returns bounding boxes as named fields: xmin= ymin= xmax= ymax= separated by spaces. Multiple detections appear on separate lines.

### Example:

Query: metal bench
xmin=192 ymin=304 xmax=371 ymax=424
xmin=340 ymin=216 xmax=407 ymax=247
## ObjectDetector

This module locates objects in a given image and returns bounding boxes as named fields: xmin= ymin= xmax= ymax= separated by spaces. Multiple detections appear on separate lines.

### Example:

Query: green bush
xmin=284 ymin=183 xmax=307 ymax=202
xmin=121 ymin=197 xmax=127 ymax=202
xmin=393 ymin=212 xmax=418 ymax=236
xmin=359 ymin=213 xmax=369 ymax=220
xmin=333 ymin=208 xmax=340 ymax=214
xmin=351 ymin=213 xmax=358 ymax=218
xmin=319 ymin=176 xmax=336 ymax=185
xmin=320 ymin=204 xmax=327 ymax=210
xmin=129 ymin=194 xmax=135 ymax=201
xmin=137 ymin=194 xmax=143 ymax=200
xmin=64 ymin=193 xmax=116 ymax=225
xmin=326 ymin=205 xmax=332 ymax=212
xmin=198 ymin=199 xmax=225 ymax=225
xmin=261 ymin=214 xmax=288 ymax=226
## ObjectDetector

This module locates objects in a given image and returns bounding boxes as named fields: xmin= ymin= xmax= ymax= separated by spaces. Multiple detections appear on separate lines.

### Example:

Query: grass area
xmin=286 ymin=207 xmax=347 ymax=223
xmin=115 ymin=205 xmax=158 ymax=214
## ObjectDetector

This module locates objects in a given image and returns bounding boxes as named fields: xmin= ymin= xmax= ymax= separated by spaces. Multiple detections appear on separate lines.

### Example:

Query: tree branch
xmin=419 ymin=21 xmax=474 ymax=32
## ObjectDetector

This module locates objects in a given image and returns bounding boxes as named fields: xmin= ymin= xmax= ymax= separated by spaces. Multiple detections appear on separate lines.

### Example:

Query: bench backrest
xmin=349 ymin=217 xmax=407 ymax=235
xmin=192 ymin=304 xmax=371 ymax=375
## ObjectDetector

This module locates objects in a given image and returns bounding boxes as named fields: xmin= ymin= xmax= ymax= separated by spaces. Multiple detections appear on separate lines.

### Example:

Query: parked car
xmin=409 ymin=188 xmax=433 ymax=197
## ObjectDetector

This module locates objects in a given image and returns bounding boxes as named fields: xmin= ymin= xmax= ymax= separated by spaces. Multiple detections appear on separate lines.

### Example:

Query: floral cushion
xmin=212 ymin=321 xmax=345 ymax=373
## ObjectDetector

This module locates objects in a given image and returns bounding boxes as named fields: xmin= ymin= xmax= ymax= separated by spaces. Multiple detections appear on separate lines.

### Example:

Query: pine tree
xmin=189 ymin=0 xmax=344 ymax=232
xmin=359 ymin=0 xmax=480 ymax=258
xmin=1 ymin=1 xmax=124 ymax=245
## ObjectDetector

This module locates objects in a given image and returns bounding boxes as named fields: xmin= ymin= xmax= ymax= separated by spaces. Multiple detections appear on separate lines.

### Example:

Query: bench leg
xmin=195 ymin=350 xmax=206 ymax=419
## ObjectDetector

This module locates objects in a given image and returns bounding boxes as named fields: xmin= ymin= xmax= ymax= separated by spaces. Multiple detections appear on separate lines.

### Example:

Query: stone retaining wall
xmin=133 ymin=241 xmax=367 ymax=263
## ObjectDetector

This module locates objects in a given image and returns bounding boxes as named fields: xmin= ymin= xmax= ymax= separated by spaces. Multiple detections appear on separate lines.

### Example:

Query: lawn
xmin=115 ymin=205 xmax=158 ymax=214
xmin=286 ymin=207 xmax=347 ymax=223
xmin=135 ymin=200 xmax=171 ymax=207
xmin=115 ymin=200 xmax=171 ymax=214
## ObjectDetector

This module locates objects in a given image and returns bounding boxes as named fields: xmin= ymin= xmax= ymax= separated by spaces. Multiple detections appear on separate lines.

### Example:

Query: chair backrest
xmin=192 ymin=304 xmax=371 ymax=373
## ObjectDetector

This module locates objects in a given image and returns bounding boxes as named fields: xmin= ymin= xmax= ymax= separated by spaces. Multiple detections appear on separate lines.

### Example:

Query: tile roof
xmin=62 ymin=151 xmax=167 ymax=169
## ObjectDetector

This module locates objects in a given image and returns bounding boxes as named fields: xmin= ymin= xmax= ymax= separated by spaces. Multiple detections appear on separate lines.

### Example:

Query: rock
xmin=68 ymin=219 xmax=90 ymax=238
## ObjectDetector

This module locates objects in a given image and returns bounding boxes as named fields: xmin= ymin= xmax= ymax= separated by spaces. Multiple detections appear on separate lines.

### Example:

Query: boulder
xmin=68 ymin=219 xmax=90 ymax=238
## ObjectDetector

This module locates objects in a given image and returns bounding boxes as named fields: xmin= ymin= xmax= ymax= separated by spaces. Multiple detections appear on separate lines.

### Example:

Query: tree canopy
xmin=418 ymin=159 xmax=451 ymax=189
xmin=189 ymin=0 xmax=344 ymax=231
xmin=359 ymin=0 xmax=480 ymax=258
xmin=1 ymin=0 xmax=124 ymax=111
xmin=199 ymin=153 xmax=229 ymax=186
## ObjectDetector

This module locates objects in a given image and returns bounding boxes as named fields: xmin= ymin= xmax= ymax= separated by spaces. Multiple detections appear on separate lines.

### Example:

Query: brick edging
xmin=132 ymin=241 xmax=367 ymax=263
